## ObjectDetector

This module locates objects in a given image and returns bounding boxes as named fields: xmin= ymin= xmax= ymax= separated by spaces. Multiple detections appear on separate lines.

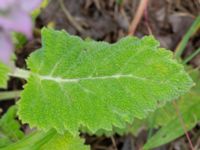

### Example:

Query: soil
xmin=1 ymin=0 xmax=200 ymax=150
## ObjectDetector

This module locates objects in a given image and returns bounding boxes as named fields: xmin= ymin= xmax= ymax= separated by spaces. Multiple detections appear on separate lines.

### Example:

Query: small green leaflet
xmin=0 ymin=62 xmax=10 ymax=88
xmin=18 ymin=28 xmax=193 ymax=135
xmin=0 ymin=106 xmax=24 ymax=148
xmin=1 ymin=130 xmax=89 ymax=150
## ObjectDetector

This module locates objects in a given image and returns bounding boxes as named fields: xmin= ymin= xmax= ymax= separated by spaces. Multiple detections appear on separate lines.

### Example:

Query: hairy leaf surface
xmin=0 ymin=62 xmax=10 ymax=88
xmin=18 ymin=28 xmax=193 ymax=134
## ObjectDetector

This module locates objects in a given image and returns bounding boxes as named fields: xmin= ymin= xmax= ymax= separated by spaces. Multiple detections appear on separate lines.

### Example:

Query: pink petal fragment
xmin=0 ymin=10 xmax=33 ymax=38
xmin=20 ymin=0 xmax=42 ymax=12
xmin=0 ymin=0 xmax=15 ymax=10
xmin=0 ymin=31 xmax=13 ymax=64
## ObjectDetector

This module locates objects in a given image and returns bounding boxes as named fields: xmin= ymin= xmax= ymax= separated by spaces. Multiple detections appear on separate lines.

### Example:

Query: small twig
xmin=173 ymin=101 xmax=195 ymax=150
xmin=143 ymin=7 xmax=152 ymax=35
xmin=58 ymin=0 xmax=84 ymax=33
xmin=93 ymin=145 xmax=108 ymax=150
xmin=93 ymin=0 xmax=101 ymax=10
xmin=111 ymin=136 xmax=118 ymax=150
xmin=128 ymin=0 xmax=149 ymax=35
xmin=194 ymin=133 xmax=200 ymax=150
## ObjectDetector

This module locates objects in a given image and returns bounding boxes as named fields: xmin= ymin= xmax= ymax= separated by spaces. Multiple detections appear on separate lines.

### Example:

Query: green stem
xmin=183 ymin=47 xmax=200 ymax=64
xmin=0 ymin=91 xmax=21 ymax=101
xmin=147 ymin=114 xmax=155 ymax=139
xmin=9 ymin=68 xmax=30 ymax=80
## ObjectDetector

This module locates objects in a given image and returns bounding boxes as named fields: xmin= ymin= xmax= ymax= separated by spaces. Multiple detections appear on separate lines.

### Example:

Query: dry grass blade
xmin=128 ymin=0 xmax=149 ymax=35
xmin=58 ymin=0 xmax=84 ymax=33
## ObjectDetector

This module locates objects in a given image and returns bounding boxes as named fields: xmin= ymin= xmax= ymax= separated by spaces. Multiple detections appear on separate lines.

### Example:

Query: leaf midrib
xmin=35 ymin=73 xmax=164 ymax=84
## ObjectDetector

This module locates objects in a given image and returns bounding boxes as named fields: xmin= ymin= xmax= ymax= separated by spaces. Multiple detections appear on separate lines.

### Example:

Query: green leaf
xmin=18 ymin=28 xmax=193 ymax=135
xmin=0 ymin=63 xmax=10 ymax=88
xmin=143 ymin=69 xmax=200 ymax=149
xmin=1 ymin=130 xmax=89 ymax=150
xmin=0 ymin=106 xmax=24 ymax=148
xmin=12 ymin=33 xmax=27 ymax=49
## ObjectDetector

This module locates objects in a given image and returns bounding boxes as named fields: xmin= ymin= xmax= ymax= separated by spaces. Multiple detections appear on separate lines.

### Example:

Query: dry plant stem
xmin=128 ymin=0 xmax=149 ymax=35
xmin=58 ymin=0 xmax=84 ymax=33
xmin=111 ymin=136 xmax=118 ymax=150
xmin=93 ymin=0 xmax=101 ymax=10
xmin=144 ymin=8 xmax=152 ymax=35
xmin=173 ymin=101 xmax=195 ymax=150
xmin=194 ymin=136 xmax=200 ymax=150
